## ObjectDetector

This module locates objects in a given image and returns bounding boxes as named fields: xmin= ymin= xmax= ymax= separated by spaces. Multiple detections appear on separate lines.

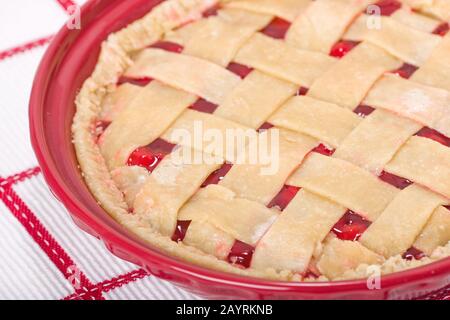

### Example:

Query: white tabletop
xmin=0 ymin=0 xmax=199 ymax=300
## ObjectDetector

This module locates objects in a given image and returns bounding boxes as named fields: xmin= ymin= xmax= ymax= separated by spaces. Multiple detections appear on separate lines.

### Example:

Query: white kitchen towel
xmin=0 ymin=0 xmax=448 ymax=301
xmin=0 ymin=0 xmax=199 ymax=300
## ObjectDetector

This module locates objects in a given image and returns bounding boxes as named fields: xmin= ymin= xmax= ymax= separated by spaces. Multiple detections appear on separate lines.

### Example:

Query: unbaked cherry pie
xmin=73 ymin=0 xmax=450 ymax=282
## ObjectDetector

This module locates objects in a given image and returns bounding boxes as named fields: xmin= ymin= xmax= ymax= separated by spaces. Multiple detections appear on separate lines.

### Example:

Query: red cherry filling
xmin=433 ymin=23 xmax=449 ymax=36
xmin=312 ymin=144 xmax=335 ymax=157
xmin=261 ymin=17 xmax=292 ymax=39
xmin=227 ymin=240 xmax=255 ymax=269
xmin=403 ymin=247 xmax=425 ymax=261
xmin=201 ymin=163 xmax=234 ymax=187
xmin=371 ymin=0 xmax=402 ymax=16
xmin=332 ymin=210 xmax=372 ymax=241
xmin=416 ymin=127 xmax=450 ymax=147
xmin=330 ymin=40 xmax=360 ymax=58
xmin=127 ymin=148 xmax=162 ymax=172
xmin=172 ymin=220 xmax=192 ymax=242
xmin=189 ymin=98 xmax=219 ymax=114
xmin=379 ymin=171 xmax=413 ymax=190
xmin=117 ymin=76 xmax=152 ymax=86
xmin=150 ymin=41 xmax=184 ymax=53
xmin=354 ymin=105 xmax=375 ymax=118
xmin=258 ymin=122 xmax=275 ymax=132
xmin=226 ymin=62 xmax=254 ymax=79
xmin=267 ymin=185 xmax=301 ymax=211
xmin=203 ymin=4 xmax=220 ymax=17
xmin=127 ymin=139 xmax=176 ymax=173
xmin=297 ymin=87 xmax=309 ymax=96
xmin=390 ymin=63 xmax=418 ymax=79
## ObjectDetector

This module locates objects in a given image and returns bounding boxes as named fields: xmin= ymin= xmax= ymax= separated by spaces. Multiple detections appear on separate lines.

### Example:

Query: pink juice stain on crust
xmin=93 ymin=120 xmax=111 ymax=143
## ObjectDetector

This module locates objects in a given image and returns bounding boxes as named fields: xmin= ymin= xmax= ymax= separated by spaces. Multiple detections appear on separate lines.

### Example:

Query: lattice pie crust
xmin=73 ymin=0 xmax=450 ymax=282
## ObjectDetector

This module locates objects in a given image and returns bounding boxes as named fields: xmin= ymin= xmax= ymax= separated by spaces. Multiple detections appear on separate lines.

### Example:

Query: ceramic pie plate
xmin=29 ymin=0 xmax=450 ymax=300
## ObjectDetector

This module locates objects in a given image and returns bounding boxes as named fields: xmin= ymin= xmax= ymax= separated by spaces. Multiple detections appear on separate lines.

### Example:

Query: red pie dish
xmin=30 ymin=0 xmax=450 ymax=299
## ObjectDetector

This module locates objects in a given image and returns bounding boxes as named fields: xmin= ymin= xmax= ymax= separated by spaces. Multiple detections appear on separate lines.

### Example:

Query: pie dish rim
xmin=29 ymin=0 xmax=450 ymax=298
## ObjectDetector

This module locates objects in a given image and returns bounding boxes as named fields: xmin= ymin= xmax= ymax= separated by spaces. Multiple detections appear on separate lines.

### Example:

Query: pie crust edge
xmin=71 ymin=0 xmax=450 ymax=282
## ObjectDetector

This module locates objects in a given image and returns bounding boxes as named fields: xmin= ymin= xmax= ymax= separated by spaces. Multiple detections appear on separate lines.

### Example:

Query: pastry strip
xmin=307 ymin=42 xmax=401 ymax=110
xmin=402 ymin=0 xmax=450 ymax=21
xmin=179 ymin=185 xmax=278 ymax=246
xmin=333 ymin=109 xmax=421 ymax=175
xmin=99 ymin=84 xmax=143 ymax=122
xmin=345 ymin=9 xmax=441 ymax=40
xmin=165 ymin=8 xmax=273 ymax=46
xmin=288 ymin=153 xmax=399 ymax=220
xmin=220 ymin=128 xmax=318 ymax=205
xmin=414 ymin=206 xmax=450 ymax=255
xmin=224 ymin=0 xmax=311 ymax=22
xmin=183 ymin=16 xmax=267 ymax=66
xmin=317 ymin=238 xmax=383 ymax=279
xmin=235 ymin=33 xmax=336 ymax=87
xmin=161 ymin=109 xmax=253 ymax=162
xmin=214 ymin=71 xmax=297 ymax=128
xmin=133 ymin=148 xmax=222 ymax=236
xmin=363 ymin=17 xmax=441 ymax=66
xmin=269 ymin=96 xmax=361 ymax=148
xmin=385 ymin=136 xmax=450 ymax=199
xmin=125 ymin=48 xmax=241 ymax=104
xmin=100 ymin=81 xmax=196 ymax=169
xmin=359 ymin=184 xmax=447 ymax=258
xmin=252 ymin=190 xmax=347 ymax=273
xmin=364 ymin=74 xmax=450 ymax=137
xmin=183 ymin=220 xmax=235 ymax=260
xmin=390 ymin=8 xmax=441 ymax=33
xmin=286 ymin=0 xmax=371 ymax=53
xmin=412 ymin=34 xmax=450 ymax=92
